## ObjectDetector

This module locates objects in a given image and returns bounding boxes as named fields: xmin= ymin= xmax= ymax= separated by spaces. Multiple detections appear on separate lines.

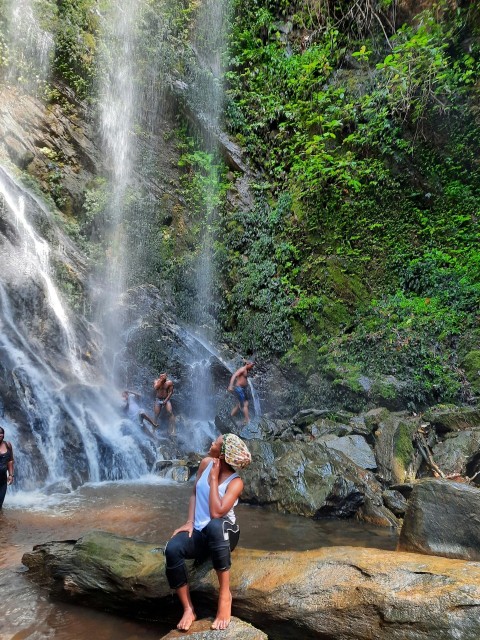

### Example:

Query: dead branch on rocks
xmin=414 ymin=424 xmax=445 ymax=478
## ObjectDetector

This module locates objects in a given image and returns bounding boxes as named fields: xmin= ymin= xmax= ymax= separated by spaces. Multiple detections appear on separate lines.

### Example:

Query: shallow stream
xmin=0 ymin=478 xmax=397 ymax=639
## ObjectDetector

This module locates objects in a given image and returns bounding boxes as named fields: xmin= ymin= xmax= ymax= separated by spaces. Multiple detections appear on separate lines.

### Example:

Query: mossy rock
xmin=460 ymin=350 xmax=480 ymax=395
xmin=393 ymin=420 xmax=417 ymax=479
xmin=423 ymin=406 xmax=480 ymax=433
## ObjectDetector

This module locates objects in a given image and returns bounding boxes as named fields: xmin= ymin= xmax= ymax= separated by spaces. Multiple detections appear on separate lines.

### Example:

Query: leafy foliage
xmin=221 ymin=0 xmax=480 ymax=406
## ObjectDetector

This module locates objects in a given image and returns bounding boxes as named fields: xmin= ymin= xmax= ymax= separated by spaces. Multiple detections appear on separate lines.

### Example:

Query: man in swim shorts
xmin=227 ymin=361 xmax=254 ymax=425
xmin=153 ymin=373 xmax=176 ymax=435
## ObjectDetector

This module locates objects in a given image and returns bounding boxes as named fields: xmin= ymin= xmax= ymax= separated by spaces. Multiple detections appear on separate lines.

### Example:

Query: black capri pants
xmin=165 ymin=517 xmax=240 ymax=589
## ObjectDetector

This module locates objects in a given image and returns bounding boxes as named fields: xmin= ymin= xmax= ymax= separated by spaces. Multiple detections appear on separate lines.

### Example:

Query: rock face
xmin=240 ymin=439 xmax=399 ymax=527
xmin=23 ymin=530 xmax=480 ymax=640
xmin=398 ymin=478 xmax=480 ymax=561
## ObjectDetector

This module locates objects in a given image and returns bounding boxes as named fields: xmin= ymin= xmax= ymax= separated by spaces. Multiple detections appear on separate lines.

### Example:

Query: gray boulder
xmin=398 ymin=478 xmax=480 ymax=560
xmin=240 ymin=439 xmax=398 ymax=526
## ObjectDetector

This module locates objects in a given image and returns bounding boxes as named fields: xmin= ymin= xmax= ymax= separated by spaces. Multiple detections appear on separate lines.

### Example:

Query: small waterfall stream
xmin=95 ymin=0 xmax=142 ymax=373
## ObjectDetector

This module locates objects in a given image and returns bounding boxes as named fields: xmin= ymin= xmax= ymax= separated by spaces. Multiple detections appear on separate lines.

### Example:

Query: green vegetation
xmin=4 ymin=0 xmax=480 ymax=411
xmin=219 ymin=0 xmax=480 ymax=408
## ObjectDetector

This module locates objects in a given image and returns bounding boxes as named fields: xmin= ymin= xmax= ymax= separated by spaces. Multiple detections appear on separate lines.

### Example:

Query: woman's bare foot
xmin=177 ymin=607 xmax=196 ymax=631
xmin=211 ymin=591 xmax=232 ymax=630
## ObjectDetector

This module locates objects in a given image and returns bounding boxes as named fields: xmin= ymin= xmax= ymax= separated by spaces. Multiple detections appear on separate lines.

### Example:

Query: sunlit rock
xmin=23 ymin=530 xmax=480 ymax=640
xmin=160 ymin=617 xmax=267 ymax=639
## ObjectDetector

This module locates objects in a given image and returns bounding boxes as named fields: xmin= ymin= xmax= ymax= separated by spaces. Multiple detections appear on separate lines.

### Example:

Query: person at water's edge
xmin=0 ymin=427 xmax=14 ymax=509
xmin=228 ymin=361 xmax=254 ymax=425
xmin=164 ymin=433 xmax=251 ymax=631
xmin=149 ymin=373 xmax=175 ymax=435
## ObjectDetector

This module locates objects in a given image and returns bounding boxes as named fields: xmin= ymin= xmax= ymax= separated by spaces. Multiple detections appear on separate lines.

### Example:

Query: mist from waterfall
xmin=94 ymin=0 xmax=142 ymax=378
xmin=2 ymin=0 xmax=54 ymax=92
xmin=183 ymin=0 xmax=233 ymax=425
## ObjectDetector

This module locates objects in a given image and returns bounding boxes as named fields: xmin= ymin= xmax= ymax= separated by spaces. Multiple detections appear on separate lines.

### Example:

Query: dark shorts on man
xmin=234 ymin=385 xmax=249 ymax=408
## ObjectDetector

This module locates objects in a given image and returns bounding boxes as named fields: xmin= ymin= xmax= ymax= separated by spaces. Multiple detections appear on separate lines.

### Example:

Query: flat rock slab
xmin=161 ymin=617 xmax=267 ymax=639
xmin=398 ymin=478 xmax=480 ymax=560
xmin=22 ymin=530 xmax=480 ymax=640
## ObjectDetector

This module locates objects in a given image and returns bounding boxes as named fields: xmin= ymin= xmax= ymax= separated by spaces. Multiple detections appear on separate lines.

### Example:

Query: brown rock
xmin=22 ymin=530 xmax=480 ymax=639
xmin=160 ymin=617 xmax=267 ymax=639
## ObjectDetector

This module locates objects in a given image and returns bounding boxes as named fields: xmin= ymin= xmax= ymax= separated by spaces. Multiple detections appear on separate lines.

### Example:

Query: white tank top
xmin=194 ymin=460 xmax=239 ymax=531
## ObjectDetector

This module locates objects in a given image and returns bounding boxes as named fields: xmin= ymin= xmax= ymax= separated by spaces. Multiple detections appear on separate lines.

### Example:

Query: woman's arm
xmin=208 ymin=460 xmax=243 ymax=519
xmin=7 ymin=444 xmax=14 ymax=484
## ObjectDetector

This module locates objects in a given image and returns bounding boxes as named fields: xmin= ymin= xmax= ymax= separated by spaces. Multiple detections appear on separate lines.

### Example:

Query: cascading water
xmin=0 ymin=167 xmax=155 ymax=490
xmin=0 ymin=0 xmax=260 ymax=497
xmin=95 ymin=0 xmax=142 ymax=376
xmin=0 ymin=0 xmax=156 ymax=491
xmin=181 ymin=0 xmax=250 ymax=432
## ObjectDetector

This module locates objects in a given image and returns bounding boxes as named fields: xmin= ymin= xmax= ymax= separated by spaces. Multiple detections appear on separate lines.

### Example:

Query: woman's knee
xmin=164 ymin=533 xmax=191 ymax=589
xmin=164 ymin=532 xmax=190 ymax=564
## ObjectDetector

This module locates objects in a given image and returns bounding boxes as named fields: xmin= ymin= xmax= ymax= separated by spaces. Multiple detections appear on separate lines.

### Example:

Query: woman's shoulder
xmin=198 ymin=456 xmax=213 ymax=472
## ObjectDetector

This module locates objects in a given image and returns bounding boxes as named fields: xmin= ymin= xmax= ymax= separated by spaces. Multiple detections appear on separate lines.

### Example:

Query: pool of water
xmin=0 ymin=477 xmax=397 ymax=639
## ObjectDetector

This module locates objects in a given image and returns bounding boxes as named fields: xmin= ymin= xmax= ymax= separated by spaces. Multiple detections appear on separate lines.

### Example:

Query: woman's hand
xmin=210 ymin=458 xmax=220 ymax=482
xmin=171 ymin=521 xmax=194 ymax=538
xmin=7 ymin=475 xmax=14 ymax=485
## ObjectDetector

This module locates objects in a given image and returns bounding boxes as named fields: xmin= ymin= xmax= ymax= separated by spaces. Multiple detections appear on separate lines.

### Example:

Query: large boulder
xmin=423 ymin=406 xmax=480 ymax=433
xmin=398 ymin=478 xmax=480 ymax=560
xmin=431 ymin=429 xmax=480 ymax=479
xmin=240 ymin=439 xmax=399 ymax=527
xmin=23 ymin=530 xmax=480 ymax=640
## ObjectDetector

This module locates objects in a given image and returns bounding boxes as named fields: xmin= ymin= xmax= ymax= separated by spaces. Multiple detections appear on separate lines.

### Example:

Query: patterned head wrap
xmin=221 ymin=433 xmax=251 ymax=471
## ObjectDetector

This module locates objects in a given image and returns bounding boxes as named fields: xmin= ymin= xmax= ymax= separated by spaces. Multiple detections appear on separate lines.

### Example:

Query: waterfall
xmin=0 ymin=0 xmax=260 ymax=497
xmin=94 ymin=0 xmax=143 ymax=376
xmin=181 ymin=0 xmax=234 ymax=427
xmin=0 ymin=167 xmax=155 ymax=491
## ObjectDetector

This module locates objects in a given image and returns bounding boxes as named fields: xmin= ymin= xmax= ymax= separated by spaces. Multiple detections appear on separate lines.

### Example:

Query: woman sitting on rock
xmin=165 ymin=433 xmax=251 ymax=631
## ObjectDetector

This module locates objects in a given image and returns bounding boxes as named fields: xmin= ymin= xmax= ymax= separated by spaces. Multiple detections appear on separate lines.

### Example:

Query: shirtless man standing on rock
xmin=153 ymin=373 xmax=176 ymax=435
xmin=227 ymin=361 xmax=254 ymax=425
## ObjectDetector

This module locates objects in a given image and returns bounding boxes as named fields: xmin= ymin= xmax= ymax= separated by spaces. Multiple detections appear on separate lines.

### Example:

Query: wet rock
xmin=321 ymin=434 xmax=376 ymax=470
xmin=291 ymin=408 xmax=331 ymax=428
xmin=431 ymin=429 xmax=480 ymax=478
xmin=373 ymin=415 xmax=419 ymax=485
xmin=423 ymin=405 xmax=480 ymax=433
xmin=382 ymin=489 xmax=408 ymax=517
xmin=160 ymin=617 xmax=267 ymax=639
xmin=349 ymin=414 xmax=373 ymax=439
xmin=154 ymin=460 xmax=190 ymax=482
xmin=23 ymin=530 xmax=480 ymax=640
xmin=311 ymin=417 xmax=351 ymax=439
xmin=364 ymin=407 xmax=391 ymax=429
xmin=398 ymin=478 xmax=480 ymax=560
xmin=44 ymin=481 xmax=73 ymax=495
xmin=389 ymin=482 xmax=414 ymax=499
xmin=240 ymin=439 xmax=398 ymax=526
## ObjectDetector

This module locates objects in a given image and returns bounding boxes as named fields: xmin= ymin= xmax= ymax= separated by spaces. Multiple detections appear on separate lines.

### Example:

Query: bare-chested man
xmin=153 ymin=373 xmax=176 ymax=436
xmin=227 ymin=361 xmax=254 ymax=425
